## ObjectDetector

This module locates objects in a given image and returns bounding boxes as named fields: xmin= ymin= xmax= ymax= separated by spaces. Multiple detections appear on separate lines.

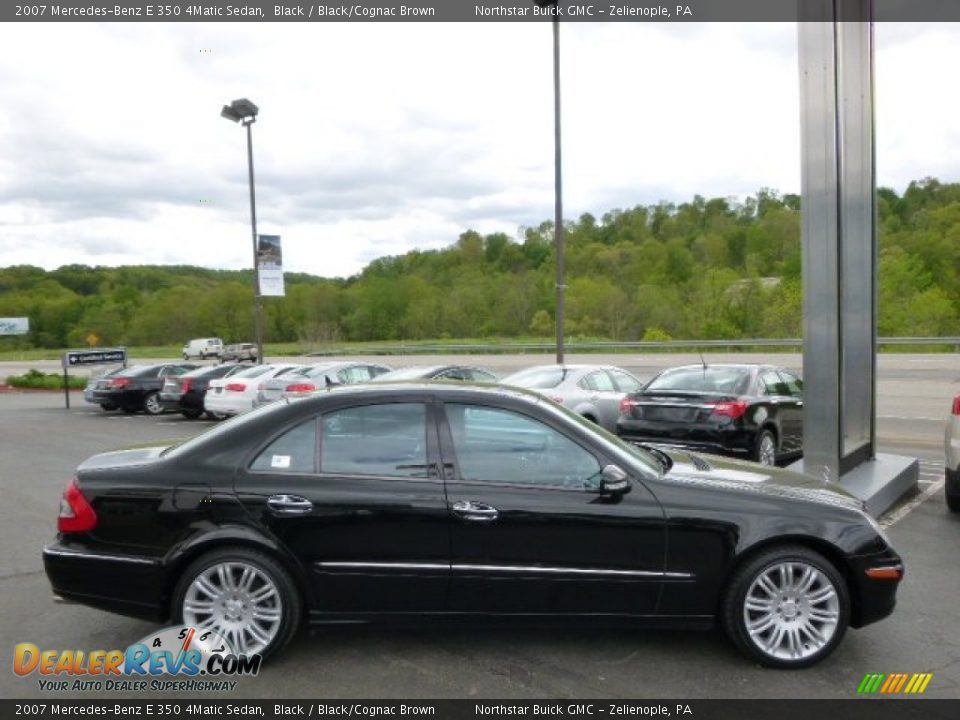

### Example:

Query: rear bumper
xmin=617 ymin=423 xmax=755 ymax=458
xmin=91 ymin=389 xmax=141 ymax=407
xmin=43 ymin=542 xmax=167 ymax=622
xmin=204 ymin=393 xmax=250 ymax=416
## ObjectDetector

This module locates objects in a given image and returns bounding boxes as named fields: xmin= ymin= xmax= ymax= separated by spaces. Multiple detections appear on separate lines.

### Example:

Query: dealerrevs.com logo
xmin=857 ymin=672 xmax=933 ymax=695
xmin=13 ymin=625 xmax=261 ymax=692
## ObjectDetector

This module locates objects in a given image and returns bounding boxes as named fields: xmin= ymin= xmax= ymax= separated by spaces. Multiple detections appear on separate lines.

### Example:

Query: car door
xmin=233 ymin=399 xmax=450 ymax=614
xmin=758 ymin=369 xmax=802 ymax=454
xmin=439 ymin=401 xmax=666 ymax=615
xmin=776 ymin=370 xmax=805 ymax=454
xmin=580 ymin=370 xmax=624 ymax=430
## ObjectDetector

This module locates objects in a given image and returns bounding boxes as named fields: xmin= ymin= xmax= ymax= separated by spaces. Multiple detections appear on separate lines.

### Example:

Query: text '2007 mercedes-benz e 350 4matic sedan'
xmin=44 ymin=383 xmax=903 ymax=668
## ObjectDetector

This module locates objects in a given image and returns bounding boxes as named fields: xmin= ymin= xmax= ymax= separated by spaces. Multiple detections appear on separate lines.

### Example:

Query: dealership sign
xmin=0 ymin=317 xmax=29 ymax=335
xmin=61 ymin=348 xmax=127 ymax=368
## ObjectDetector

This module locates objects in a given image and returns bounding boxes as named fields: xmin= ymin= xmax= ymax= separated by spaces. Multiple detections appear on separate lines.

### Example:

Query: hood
xmin=77 ymin=446 xmax=170 ymax=471
xmin=661 ymin=447 xmax=864 ymax=511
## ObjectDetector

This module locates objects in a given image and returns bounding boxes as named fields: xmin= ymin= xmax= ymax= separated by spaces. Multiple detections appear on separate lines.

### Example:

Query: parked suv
xmin=220 ymin=343 xmax=258 ymax=363
xmin=181 ymin=338 xmax=223 ymax=360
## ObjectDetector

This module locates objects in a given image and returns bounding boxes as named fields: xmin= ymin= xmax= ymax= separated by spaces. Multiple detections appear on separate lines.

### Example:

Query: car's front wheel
xmin=172 ymin=547 xmax=301 ymax=659
xmin=722 ymin=545 xmax=849 ymax=668
xmin=754 ymin=429 xmax=777 ymax=466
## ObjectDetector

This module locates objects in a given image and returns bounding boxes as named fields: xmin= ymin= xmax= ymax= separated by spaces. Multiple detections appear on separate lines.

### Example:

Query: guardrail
xmin=307 ymin=336 xmax=960 ymax=356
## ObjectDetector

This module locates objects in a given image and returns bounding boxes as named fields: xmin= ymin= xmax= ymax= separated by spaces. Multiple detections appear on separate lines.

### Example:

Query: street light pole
xmin=222 ymin=98 xmax=265 ymax=365
xmin=551 ymin=15 xmax=565 ymax=366
xmin=244 ymin=120 xmax=264 ymax=365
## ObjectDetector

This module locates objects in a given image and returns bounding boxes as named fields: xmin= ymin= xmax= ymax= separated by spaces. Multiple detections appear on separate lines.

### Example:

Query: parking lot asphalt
xmin=0 ymin=356 xmax=958 ymax=700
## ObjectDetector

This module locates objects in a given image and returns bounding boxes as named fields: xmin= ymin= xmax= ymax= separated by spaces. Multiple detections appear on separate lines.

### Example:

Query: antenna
xmin=698 ymin=350 xmax=707 ymax=372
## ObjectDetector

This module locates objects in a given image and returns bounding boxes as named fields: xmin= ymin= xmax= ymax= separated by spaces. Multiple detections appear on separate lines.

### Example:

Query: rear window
xmin=116 ymin=365 xmax=159 ymax=378
xmin=645 ymin=367 xmax=752 ymax=394
xmin=231 ymin=365 xmax=276 ymax=379
xmin=375 ymin=367 xmax=441 ymax=381
xmin=502 ymin=367 xmax=569 ymax=390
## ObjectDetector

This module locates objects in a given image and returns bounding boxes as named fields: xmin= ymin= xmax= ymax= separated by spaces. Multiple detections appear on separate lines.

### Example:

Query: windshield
xmin=646 ymin=366 xmax=751 ymax=395
xmin=502 ymin=366 xmax=569 ymax=389
xmin=231 ymin=364 xmax=277 ymax=379
xmin=163 ymin=401 xmax=283 ymax=459
xmin=375 ymin=366 xmax=441 ymax=381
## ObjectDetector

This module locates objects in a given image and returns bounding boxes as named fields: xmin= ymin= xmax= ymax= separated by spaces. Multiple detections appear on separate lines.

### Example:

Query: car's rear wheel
xmin=722 ymin=545 xmax=849 ymax=668
xmin=754 ymin=429 xmax=777 ymax=466
xmin=143 ymin=391 xmax=163 ymax=415
xmin=205 ymin=410 xmax=227 ymax=421
xmin=172 ymin=547 xmax=301 ymax=659
xmin=182 ymin=353 xmax=189 ymax=361
xmin=946 ymin=468 xmax=960 ymax=512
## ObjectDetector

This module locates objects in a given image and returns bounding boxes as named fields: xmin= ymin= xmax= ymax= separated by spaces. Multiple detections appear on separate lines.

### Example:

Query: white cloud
xmin=0 ymin=21 xmax=958 ymax=278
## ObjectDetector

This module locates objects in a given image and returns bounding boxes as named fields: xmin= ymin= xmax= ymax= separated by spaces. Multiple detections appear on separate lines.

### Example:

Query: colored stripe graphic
xmin=858 ymin=672 xmax=932 ymax=694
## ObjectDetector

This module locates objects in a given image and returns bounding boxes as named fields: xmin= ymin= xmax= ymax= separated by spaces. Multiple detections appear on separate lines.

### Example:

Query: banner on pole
xmin=257 ymin=234 xmax=285 ymax=297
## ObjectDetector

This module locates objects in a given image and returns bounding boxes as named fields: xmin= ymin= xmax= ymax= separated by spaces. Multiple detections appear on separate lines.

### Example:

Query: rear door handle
xmin=451 ymin=500 xmax=499 ymax=522
xmin=266 ymin=494 xmax=313 ymax=515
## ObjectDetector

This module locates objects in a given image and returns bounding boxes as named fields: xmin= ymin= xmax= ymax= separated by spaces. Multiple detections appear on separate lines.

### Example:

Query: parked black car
xmin=45 ymin=383 xmax=901 ymax=668
xmin=159 ymin=364 xmax=244 ymax=419
xmin=617 ymin=364 xmax=804 ymax=466
xmin=373 ymin=365 xmax=498 ymax=382
xmin=91 ymin=363 xmax=197 ymax=415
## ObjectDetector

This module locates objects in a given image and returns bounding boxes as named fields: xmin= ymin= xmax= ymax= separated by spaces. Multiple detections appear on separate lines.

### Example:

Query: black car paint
xmin=45 ymin=383 xmax=899 ymax=635
xmin=91 ymin=363 xmax=197 ymax=413
xmin=159 ymin=364 xmax=241 ymax=414
xmin=616 ymin=364 xmax=804 ymax=462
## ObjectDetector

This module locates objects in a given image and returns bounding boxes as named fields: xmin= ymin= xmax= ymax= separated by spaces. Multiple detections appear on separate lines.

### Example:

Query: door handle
xmin=266 ymin=494 xmax=313 ymax=515
xmin=451 ymin=500 xmax=499 ymax=522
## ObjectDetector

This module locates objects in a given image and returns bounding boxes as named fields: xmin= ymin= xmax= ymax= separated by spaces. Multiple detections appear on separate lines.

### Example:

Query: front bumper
xmin=43 ymin=542 xmax=166 ymax=621
xmin=847 ymin=547 xmax=904 ymax=628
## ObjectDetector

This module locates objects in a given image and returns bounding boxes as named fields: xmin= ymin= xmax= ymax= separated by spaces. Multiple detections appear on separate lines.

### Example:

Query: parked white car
xmin=182 ymin=338 xmax=223 ymax=360
xmin=204 ymin=363 xmax=302 ymax=417
xmin=254 ymin=361 xmax=392 ymax=408
xmin=945 ymin=394 xmax=960 ymax=512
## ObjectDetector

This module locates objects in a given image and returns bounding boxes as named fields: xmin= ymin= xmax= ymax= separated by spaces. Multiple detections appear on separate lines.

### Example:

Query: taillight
xmin=181 ymin=378 xmax=192 ymax=394
xmin=952 ymin=395 xmax=960 ymax=415
xmin=58 ymin=478 xmax=97 ymax=533
xmin=109 ymin=378 xmax=130 ymax=388
xmin=711 ymin=400 xmax=749 ymax=418
xmin=286 ymin=383 xmax=316 ymax=393
xmin=225 ymin=383 xmax=247 ymax=392
xmin=619 ymin=397 xmax=637 ymax=415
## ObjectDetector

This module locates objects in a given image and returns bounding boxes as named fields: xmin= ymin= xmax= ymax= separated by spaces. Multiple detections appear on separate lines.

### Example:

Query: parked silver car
xmin=945 ymin=394 xmax=960 ymax=512
xmin=254 ymin=361 xmax=392 ymax=407
xmin=500 ymin=364 xmax=643 ymax=431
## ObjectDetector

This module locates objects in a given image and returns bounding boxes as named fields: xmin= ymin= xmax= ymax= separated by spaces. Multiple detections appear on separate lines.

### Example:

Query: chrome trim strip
xmin=316 ymin=561 xmax=692 ymax=579
xmin=43 ymin=547 xmax=158 ymax=566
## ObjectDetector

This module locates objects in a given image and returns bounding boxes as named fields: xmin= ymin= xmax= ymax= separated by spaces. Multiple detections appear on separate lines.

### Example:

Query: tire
xmin=754 ymin=429 xmax=777 ymax=466
xmin=946 ymin=468 xmax=960 ymax=512
xmin=99 ymin=403 xmax=117 ymax=412
xmin=582 ymin=414 xmax=598 ymax=425
xmin=722 ymin=545 xmax=850 ymax=668
xmin=205 ymin=411 xmax=227 ymax=421
xmin=171 ymin=547 xmax=301 ymax=660
xmin=142 ymin=391 xmax=163 ymax=416
xmin=181 ymin=409 xmax=203 ymax=420
xmin=183 ymin=353 xmax=189 ymax=361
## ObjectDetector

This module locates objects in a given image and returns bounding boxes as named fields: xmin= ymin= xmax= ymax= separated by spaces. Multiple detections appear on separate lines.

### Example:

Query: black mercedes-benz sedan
xmin=90 ymin=362 xmax=198 ymax=414
xmin=617 ymin=364 xmax=804 ymax=466
xmin=44 ymin=383 xmax=901 ymax=668
xmin=159 ymin=363 xmax=245 ymax=419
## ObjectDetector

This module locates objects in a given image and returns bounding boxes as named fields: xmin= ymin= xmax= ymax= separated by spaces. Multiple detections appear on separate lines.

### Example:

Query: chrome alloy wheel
xmin=758 ymin=433 xmax=777 ymax=466
xmin=743 ymin=561 xmax=840 ymax=662
xmin=144 ymin=393 xmax=163 ymax=415
xmin=182 ymin=561 xmax=283 ymax=655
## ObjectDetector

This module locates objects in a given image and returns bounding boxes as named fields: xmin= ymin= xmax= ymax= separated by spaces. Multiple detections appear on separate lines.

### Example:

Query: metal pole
xmin=552 ymin=15 xmax=565 ymax=366
xmin=245 ymin=121 xmax=265 ymax=364
xmin=63 ymin=366 xmax=70 ymax=409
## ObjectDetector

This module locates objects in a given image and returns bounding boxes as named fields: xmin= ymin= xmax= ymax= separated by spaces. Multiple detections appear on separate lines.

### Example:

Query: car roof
xmin=307 ymin=379 xmax=544 ymax=404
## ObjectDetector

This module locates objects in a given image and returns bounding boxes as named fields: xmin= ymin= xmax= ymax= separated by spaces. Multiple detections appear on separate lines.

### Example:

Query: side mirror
xmin=600 ymin=464 xmax=630 ymax=496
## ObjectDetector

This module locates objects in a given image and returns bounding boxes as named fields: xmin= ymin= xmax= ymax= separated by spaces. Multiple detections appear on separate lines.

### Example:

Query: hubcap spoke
xmin=183 ymin=560 xmax=283 ymax=656
xmin=742 ymin=559 xmax=840 ymax=662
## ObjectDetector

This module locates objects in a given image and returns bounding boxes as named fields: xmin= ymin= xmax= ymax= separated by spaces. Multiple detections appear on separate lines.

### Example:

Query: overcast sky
xmin=0 ymin=22 xmax=958 ymax=279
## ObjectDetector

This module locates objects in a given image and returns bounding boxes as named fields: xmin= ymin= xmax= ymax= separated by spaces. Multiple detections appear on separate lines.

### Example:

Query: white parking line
xmin=881 ymin=478 xmax=945 ymax=528
xmin=878 ymin=415 xmax=944 ymax=422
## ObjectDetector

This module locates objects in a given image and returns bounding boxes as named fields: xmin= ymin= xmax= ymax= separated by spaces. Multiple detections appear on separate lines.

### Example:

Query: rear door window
xmin=581 ymin=371 xmax=616 ymax=392
xmin=321 ymin=403 xmax=429 ymax=478
xmin=250 ymin=419 xmax=318 ymax=473
xmin=610 ymin=370 xmax=641 ymax=393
